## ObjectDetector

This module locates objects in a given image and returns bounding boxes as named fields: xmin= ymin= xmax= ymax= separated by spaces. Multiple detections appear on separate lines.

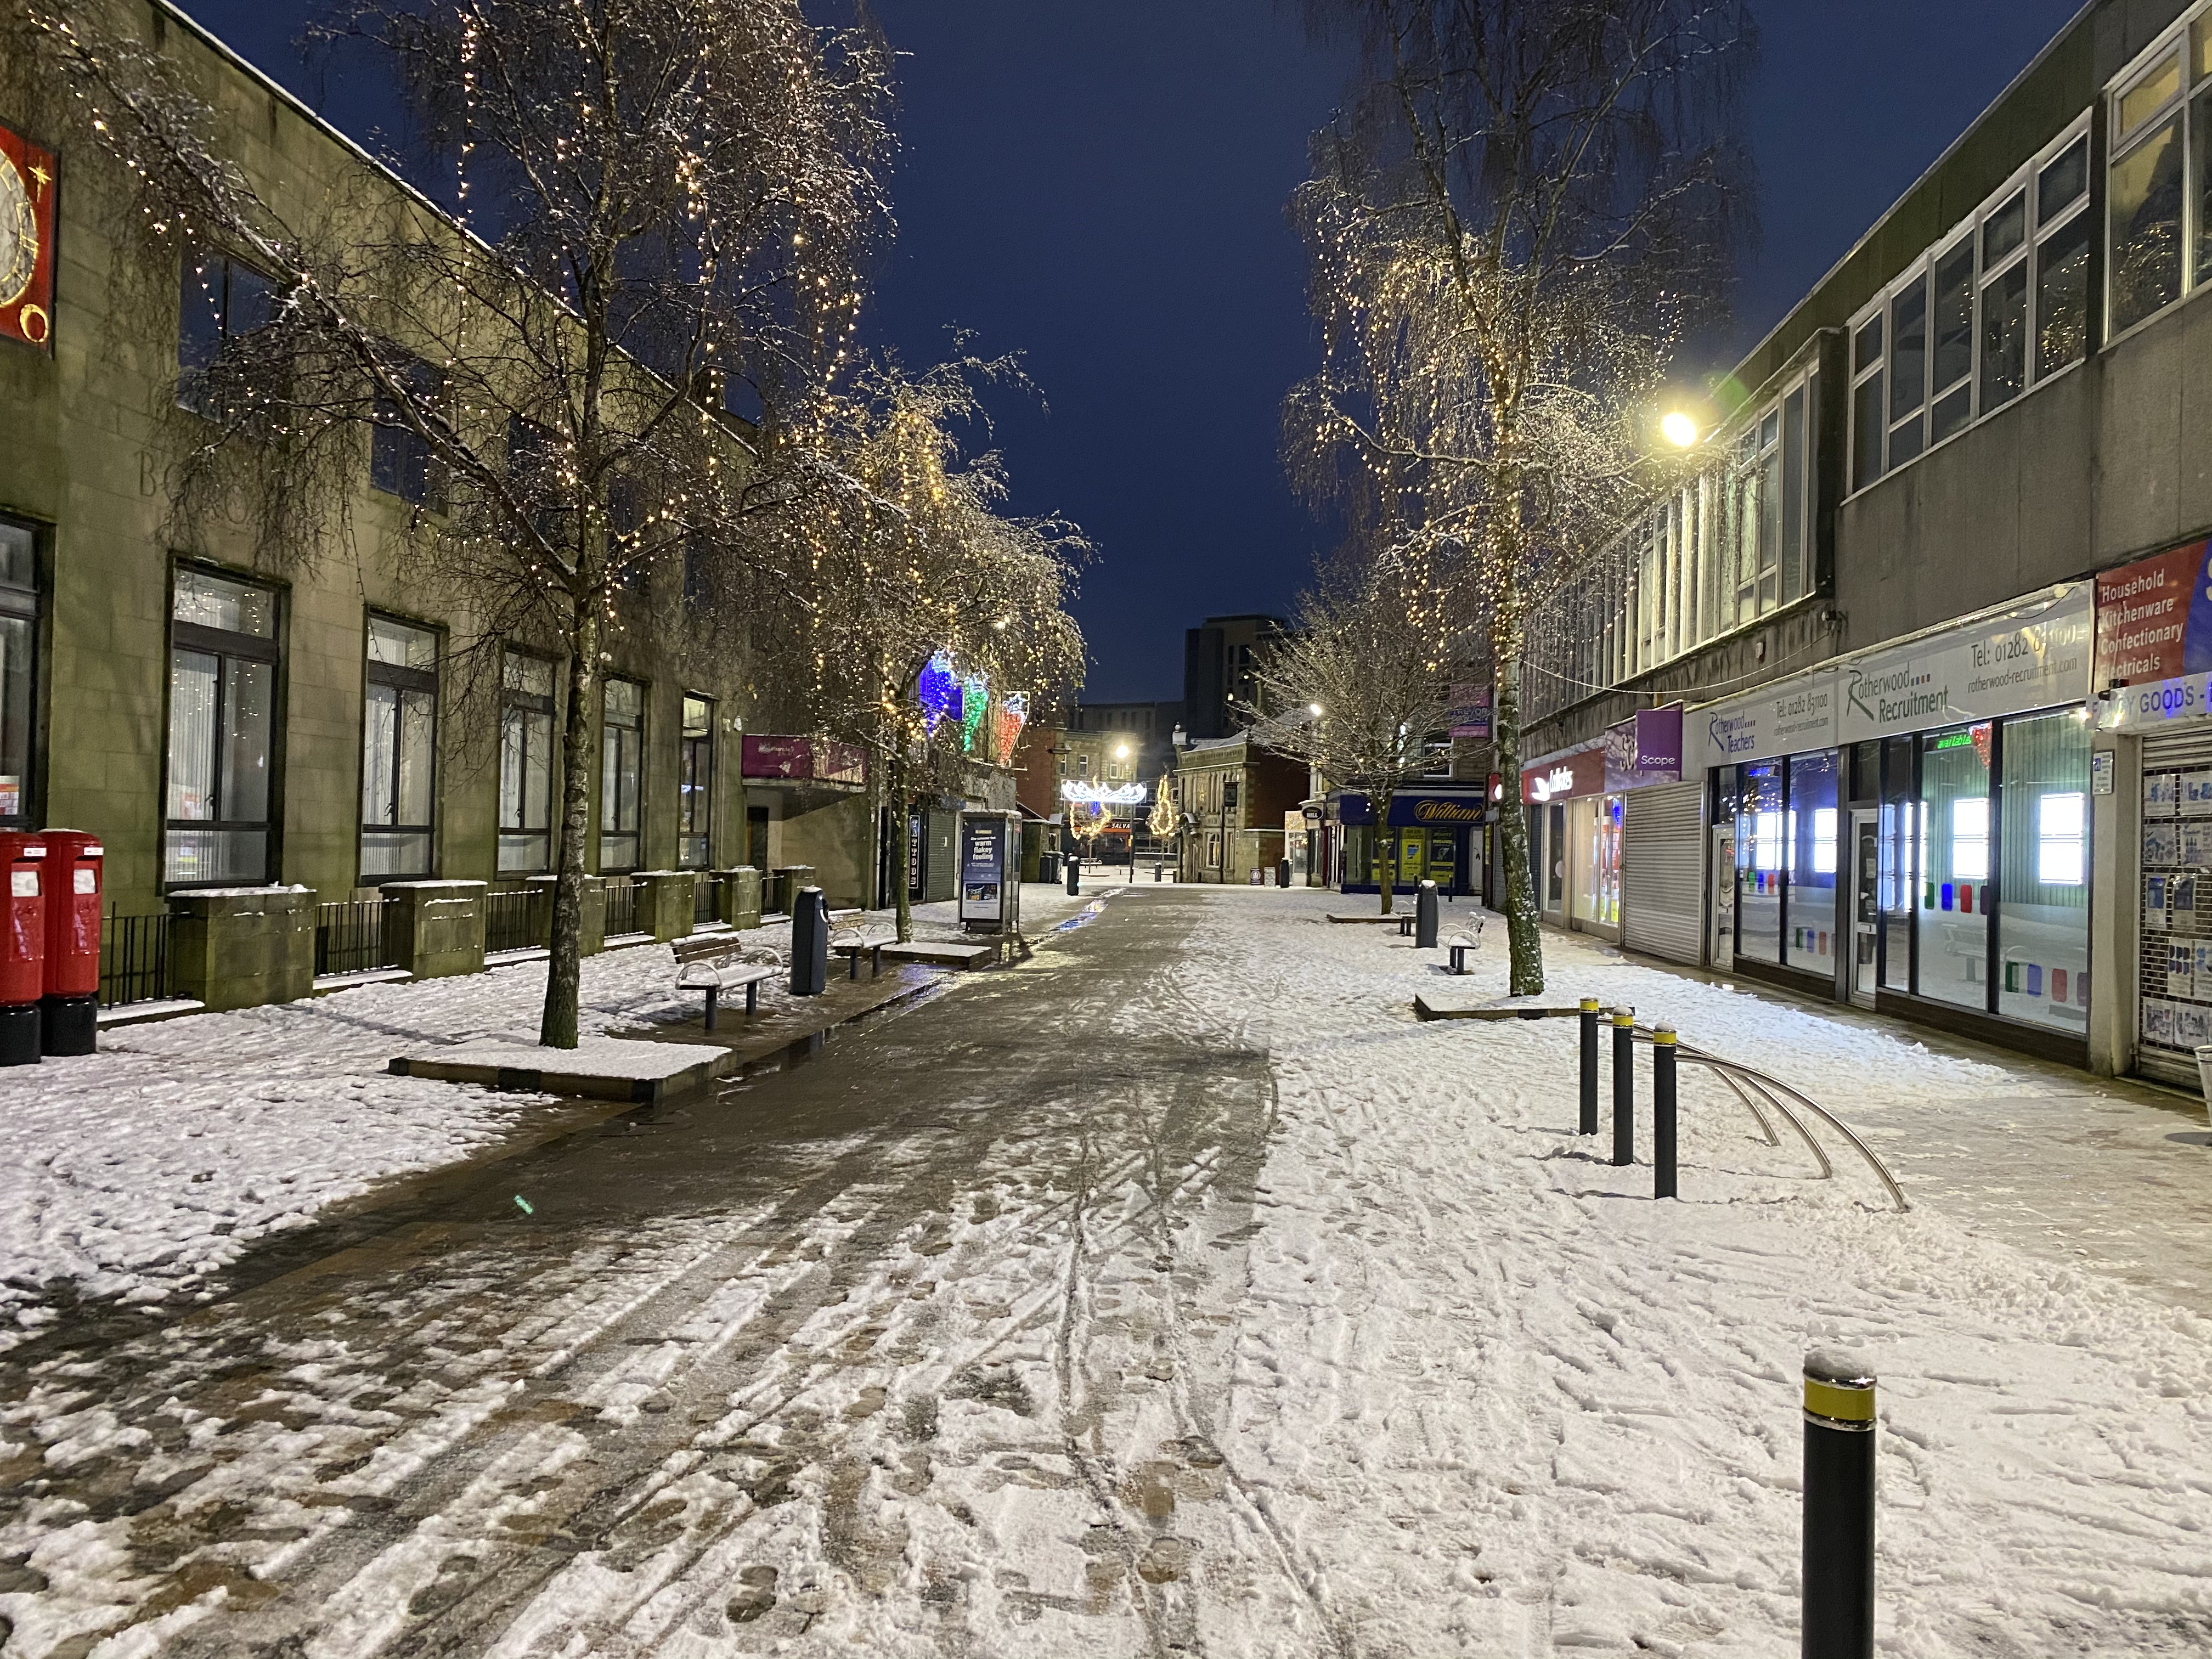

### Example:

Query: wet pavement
xmin=0 ymin=890 xmax=1283 ymax=1657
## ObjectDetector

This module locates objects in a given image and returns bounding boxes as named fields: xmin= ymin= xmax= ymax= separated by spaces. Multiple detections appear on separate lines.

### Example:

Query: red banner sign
xmin=2095 ymin=539 xmax=2212 ymax=688
xmin=0 ymin=124 xmax=57 ymax=352
xmin=1520 ymin=747 xmax=1605 ymax=803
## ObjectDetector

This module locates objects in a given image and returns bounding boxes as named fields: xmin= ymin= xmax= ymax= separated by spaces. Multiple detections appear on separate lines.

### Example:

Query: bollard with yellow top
xmin=1610 ymin=1006 xmax=1634 ymax=1166
xmin=1578 ymin=996 xmax=1600 ymax=1136
xmin=1652 ymin=1022 xmax=1678 ymax=1198
xmin=1802 ymin=1351 xmax=1876 ymax=1659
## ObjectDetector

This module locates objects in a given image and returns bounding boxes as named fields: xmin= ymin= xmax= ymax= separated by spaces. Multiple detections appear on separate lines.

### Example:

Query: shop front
xmin=1697 ymin=583 xmax=2095 ymax=1060
xmin=1519 ymin=746 xmax=1618 ymax=939
xmin=1333 ymin=786 xmax=1488 ymax=896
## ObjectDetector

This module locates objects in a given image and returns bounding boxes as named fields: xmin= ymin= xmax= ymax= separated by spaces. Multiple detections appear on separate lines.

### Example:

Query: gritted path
xmin=0 ymin=889 xmax=1297 ymax=1658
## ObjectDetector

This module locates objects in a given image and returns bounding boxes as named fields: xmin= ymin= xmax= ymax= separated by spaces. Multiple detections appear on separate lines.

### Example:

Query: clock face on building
xmin=0 ymin=149 xmax=36 ymax=310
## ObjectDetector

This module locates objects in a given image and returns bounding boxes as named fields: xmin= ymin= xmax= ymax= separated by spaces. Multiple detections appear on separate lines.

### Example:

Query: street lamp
xmin=1661 ymin=411 xmax=1700 ymax=448
xmin=1308 ymin=702 xmax=1323 ymax=717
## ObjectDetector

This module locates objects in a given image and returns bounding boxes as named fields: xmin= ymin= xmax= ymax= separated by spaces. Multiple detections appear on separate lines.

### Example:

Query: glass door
xmin=1851 ymin=809 xmax=1879 ymax=1007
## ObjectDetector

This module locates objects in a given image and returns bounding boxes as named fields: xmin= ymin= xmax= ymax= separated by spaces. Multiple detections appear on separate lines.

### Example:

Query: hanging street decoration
xmin=993 ymin=693 xmax=1028 ymax=766
xmin=1062 ymin=781 xmax=1148 ymax=806
xmin=918 ymin=651 xmax=961 ymax=734
xmin=960 ymin=672 xmax=990 ymax=752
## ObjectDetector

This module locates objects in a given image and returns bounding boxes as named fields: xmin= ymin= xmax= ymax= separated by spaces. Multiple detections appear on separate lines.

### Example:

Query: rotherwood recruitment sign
xmin=1837 ymin=584 xmax=2090 ymax=743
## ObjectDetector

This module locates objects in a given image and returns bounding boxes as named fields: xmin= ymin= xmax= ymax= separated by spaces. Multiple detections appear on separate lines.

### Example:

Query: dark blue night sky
xmin=174 ymin=0 xmax=2089 ymax=700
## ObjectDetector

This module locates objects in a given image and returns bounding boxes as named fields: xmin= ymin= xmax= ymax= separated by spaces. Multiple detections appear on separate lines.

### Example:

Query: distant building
xmin=1170 ymin=732 xmax=1307 ymax=884
xmin=1182 ymin=614 xmax=1288 ymax=740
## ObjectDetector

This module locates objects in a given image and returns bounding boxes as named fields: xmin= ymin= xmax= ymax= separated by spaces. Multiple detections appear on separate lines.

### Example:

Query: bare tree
xmin=21 ymin=0 xmax=894 ymax=1044
xmin=771 ymin=354 xmax=1087 ymax=943
xmin=1287 ymin=0 xmax=1755 ymax=990
xmin=1248 ymin=561 xmax=1456 ymax=912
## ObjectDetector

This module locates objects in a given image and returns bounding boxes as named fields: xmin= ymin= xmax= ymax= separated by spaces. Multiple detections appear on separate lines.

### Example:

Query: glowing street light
xmin=1115 ymin=742 xmax=1130 ymax=759
xmin=1661 ymin=411 xmax=1700 ymax=448
xmin=1308 ymin=702 xmax=1324 ymax=717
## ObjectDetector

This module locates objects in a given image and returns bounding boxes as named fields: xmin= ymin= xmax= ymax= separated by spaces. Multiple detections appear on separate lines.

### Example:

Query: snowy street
xmin=3 ymin=884 xmax=2210 ymax=1656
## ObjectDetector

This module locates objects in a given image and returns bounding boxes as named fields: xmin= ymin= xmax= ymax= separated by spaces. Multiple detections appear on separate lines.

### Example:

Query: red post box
xmin=41 ymin=829 xmax=102 ymax=1056
xmin=0 ymin=831 xmax=46 ymax=1065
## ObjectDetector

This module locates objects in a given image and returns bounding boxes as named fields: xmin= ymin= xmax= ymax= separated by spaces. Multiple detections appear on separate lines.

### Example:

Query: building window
xmin=370 ymin=356 xmax=445 ymax=507
xmin=600 ymin=678 xmax=644 ymax=872
xmin=499 ymin=651 xmax=555 ymax=873
xmin=177 ymin=250 xmax=270 ymax=415
xmin=1848 ymin=119 xmax=2091 ymax=492
xmin=360 ymin=617 xmax=437 ymax=879
xmin=165 ymin=567 xmax=279 ymax=887
xmin=2105 ymin=21 xmax=2212 ymax=337
xmin=678 ymin=694 xmax=712 ymax=870
xmin=0 ymin=520 xmax=38 ymax=827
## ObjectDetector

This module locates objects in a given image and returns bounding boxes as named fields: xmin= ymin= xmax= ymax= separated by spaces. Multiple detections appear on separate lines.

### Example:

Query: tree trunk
xmin=1492 ymin=630 xmax=1545 ymax=996
xmin=540 ymin=606 xmax=601 ymax=1049
xmin=892 ymin=788 xmax=915 ymax=944
xmin=1374 ymin=784 xmax=1396 ymax=914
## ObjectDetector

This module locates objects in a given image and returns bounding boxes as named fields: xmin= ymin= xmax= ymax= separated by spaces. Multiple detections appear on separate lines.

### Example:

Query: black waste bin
xmin=790 ymin=885 xmax=828 ymax=996
xmin=1416 ymin=879 xmax=1440 ymax=948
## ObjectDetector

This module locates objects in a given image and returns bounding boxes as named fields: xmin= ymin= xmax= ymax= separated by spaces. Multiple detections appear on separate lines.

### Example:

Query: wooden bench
xmin=1444 ymin=918 xmax=1485 ymax=975
xmin=670 ymin=935 xmax=777 ymax=1029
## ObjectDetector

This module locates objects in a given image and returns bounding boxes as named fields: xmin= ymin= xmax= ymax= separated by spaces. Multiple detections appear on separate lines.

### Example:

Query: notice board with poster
xmin=0 ymin=122 xmax=58 ymax=352
xmin=957 ymin=809 xmax=1022 ymax=935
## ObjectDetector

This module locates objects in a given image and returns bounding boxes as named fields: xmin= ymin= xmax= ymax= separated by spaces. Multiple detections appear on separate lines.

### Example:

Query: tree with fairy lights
xmin=1246 ymin=555 xmax=1457 ymax=913
xmin=17 ymin=0 xmax=894 ymax=1046
xmin=764 ymin=353 xmax=1087 ymax=944
xmin=1285 ymin=0 xmax=1756 ymax=991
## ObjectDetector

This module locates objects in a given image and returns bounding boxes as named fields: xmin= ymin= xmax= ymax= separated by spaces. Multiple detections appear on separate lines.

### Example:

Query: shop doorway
xmin=1709 ymin=826 xmax=1736 ymax=966
xmin=1426 ymin=828 xmax=1459 ymax=895
xmin=1850 ymin=809 xmax=1879 ymax=1008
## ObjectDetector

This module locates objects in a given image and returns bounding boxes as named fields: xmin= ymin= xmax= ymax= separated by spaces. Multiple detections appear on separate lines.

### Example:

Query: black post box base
xmin=41 ymin=993 xmax=98 ymax=1057
xmin=0 ymin=1002 xmax=40 ymax=1066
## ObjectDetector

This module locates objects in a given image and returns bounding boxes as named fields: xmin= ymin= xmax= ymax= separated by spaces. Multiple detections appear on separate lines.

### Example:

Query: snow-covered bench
xmin=1444 ymin=918 xmax=1485 ymax=975
xmin=831 ymin=935 xmax=893 ymax=980
xmin=670 ymin=935 xmax=778 ymax=1029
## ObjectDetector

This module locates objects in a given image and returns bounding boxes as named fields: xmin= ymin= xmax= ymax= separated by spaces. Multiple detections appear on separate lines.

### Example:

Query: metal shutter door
xmin=2134 ymin=729 xmax=2212 ymax=1086
xmin=1622 ymin=781 xmax=1707 ymax=965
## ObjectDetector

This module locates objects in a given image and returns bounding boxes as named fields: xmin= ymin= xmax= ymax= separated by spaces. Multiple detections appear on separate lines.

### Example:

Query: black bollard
xmin=1611 ymin=1006 xmax=1634 ymax=1166
xmin=1578 ymin=997 xmax=1599 ymax=1136
xmin=1802 ymin=1353 xmax=1876 ymax=1659
xmin=1154 ymin=861 xmax=1164 ymax=882
xmin=1652 ymin=1023 xmax=1678 ymax=1199
xmin=1278 ymin=857 xmax=1291 ymax=888
xmin=1415 ymin=880 xmax=1440 ymax=948
xmin=789 ymin=886 xmax=828 ymax=997
xmin=1065 ymin=855 xmax=1081 ymax=896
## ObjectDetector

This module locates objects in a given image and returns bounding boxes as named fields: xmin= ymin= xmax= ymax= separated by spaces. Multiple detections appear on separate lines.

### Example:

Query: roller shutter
xmin=1622 ymin=781 xmax=1707 ymax=965
xmin=2134 ymin=727 xmax=2212 ymax=1086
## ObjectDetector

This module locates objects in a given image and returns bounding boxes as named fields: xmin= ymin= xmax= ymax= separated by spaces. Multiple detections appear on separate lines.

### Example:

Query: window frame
xmin=2101 ymin=8 xmax=2212 ymax=346
xmin=0 ymin=516 xmax=43 ymax=832
xmin=599 ymin=676 xmax=646 ymax=873
xmin=162 ymin=562 xmax=283 ymax=892
xmin=176 ymin=249 xmax=273 ymax=417
xmin=358 ymin=613 xmax=440 ymax=883
xmin=369 ymin=354 xmax=449 ymax=510
xmin=678 ymin=692 xmax=713 ymax=871
xmin=1844 ymin=112 xmax=2094 ymax=498
xmin=497 ymin=648 xmax=557 ymax=875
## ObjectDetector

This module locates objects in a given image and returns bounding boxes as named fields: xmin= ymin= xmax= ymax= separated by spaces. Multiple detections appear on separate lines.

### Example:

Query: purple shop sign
xmin=1602 ymin=704 xmax=1685 ymax=793
xmin=1448 ymin=681 xmax=1491 ymax=740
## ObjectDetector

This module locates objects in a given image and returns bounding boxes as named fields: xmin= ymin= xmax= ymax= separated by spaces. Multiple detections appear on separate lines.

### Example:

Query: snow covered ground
xmin=0 ymin=885 xmax=1090 ymax=1344
xmin=1 ymin=882 xmax=2208 ymax=1656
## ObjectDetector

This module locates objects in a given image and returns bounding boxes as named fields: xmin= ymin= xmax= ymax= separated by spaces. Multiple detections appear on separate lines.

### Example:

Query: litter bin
xmin=1277 ymin=857 xmax=1291 ymax=888
xmin=40 ymin=830 xmax=101 ymax=1056
xmin=0 ymin=832 xmax=46 ymax=1065
xmin=790 ymin=885 xmax=828 ymax=997
xmin=1040 ymin=850 xmax=1060 ymax=884
xmin=2194 ymin=1044 xmax=2212 ymax=1131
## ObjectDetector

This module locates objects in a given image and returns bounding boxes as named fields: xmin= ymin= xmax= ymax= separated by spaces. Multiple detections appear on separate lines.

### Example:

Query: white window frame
xmin=2103 ymin=8 xmax=2212 ymax=345
xmin=1846 ymin=112 xmax=2092 ymax=496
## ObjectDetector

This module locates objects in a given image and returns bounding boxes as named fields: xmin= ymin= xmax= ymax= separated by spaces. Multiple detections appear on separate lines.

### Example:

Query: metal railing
xmin=485 ymin=887 xmax=540 ymax=955
xmin=604 ymin=877 xmax=639 ymax=938
xmin=314 ymin=899 xmax=396 ymax=978
xmin=693 ymin=872 xmax=721 ymax=925
xmin=99 ymin=909 xmax=171 ymax=1007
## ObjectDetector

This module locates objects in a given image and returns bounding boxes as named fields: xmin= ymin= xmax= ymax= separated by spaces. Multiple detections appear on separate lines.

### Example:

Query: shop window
xmin=1997 ymin=710 xmax=2091 ymax=1031
xmin=498 ymin=651 xmax=555 ymax=873
xmin=1850 ymin=315 xmax=1884 ymax=493
xmin=1917 ymin=725 xmax=1992 ymax=1012
xmin=600 ymin=678 xmax=645 ymax=872
xmin=360 ymin=616 xmax=437 ymax=879
xmin=678 ymin=694 xmax=712 ymax=870
xmin=1787 ymin=751 xmax=1839 ymax=973
xmin=165 ymin=567 xmax=279 ymax=887
xmin=0 ymin=520 xmax=39 ymax=828
xmin=1879 ymin=737 xmax=1916 ymax=993
xmin=1736 ymin=763 xmax=1784 ymax=964
xmin=2111 ymin=112 xmax=2185 ymax=332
